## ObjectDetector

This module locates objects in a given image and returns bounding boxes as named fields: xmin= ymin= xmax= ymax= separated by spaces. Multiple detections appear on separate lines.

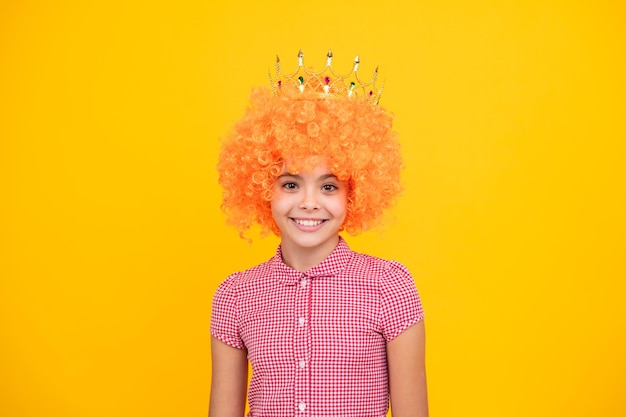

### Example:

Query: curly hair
xmin=217 ymin=84 xmax=404 ymax=238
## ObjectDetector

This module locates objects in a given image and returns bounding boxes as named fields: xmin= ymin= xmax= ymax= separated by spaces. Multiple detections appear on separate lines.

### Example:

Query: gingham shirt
xmin=211 ymin=237 xmax=424 ymax=417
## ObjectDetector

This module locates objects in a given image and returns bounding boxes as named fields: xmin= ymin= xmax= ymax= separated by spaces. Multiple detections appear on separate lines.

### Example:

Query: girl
xmin=210 ymin=51 xmax=427 ymax=417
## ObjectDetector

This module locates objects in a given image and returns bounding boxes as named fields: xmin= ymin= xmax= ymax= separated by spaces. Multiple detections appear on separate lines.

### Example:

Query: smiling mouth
xmin=292 ymin=218 xmax=325 ymax=227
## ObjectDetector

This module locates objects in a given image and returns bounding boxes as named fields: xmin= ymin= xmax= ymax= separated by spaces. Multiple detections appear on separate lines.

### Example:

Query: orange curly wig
xmin=217 ymin=84 xmax=404 ymax=238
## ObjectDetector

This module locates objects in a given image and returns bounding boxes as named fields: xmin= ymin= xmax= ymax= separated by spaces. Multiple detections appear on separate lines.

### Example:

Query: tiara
xmin=269 ymin=50 xmax=384 ymax=105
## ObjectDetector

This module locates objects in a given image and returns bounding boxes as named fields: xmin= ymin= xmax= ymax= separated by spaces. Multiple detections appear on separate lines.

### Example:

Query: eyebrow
xmin=277 ymin=173 xmax=338 ymax=181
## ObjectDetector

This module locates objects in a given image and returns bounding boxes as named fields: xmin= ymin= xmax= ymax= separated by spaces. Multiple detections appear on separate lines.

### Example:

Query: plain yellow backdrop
xmin=1 ymin=1 xmax=625 ymax=416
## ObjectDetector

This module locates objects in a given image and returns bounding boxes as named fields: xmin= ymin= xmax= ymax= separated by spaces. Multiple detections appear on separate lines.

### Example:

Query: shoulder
xmin=359 ymin=253 xmax=423 ymax=341
xmin=220 ymin=257 xmax=274 ymax=285
xmin=213 ymin=257 xmax=275 ymax=298
xmin=348 ymin=251 xmax=414 ymax=282
xmin=348 ymin=252 xmax=419 ymax=311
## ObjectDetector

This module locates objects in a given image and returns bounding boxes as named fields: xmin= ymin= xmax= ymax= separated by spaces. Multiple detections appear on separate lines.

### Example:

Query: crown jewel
xmin=269 ymin=49 xmax=384 ymax=105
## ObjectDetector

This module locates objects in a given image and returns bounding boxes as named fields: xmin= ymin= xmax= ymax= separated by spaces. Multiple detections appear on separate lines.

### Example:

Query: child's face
xmin=271 ymin=163 xmax=347 ymax=254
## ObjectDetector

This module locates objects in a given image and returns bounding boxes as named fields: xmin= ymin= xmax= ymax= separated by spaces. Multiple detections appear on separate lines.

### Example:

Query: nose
xmin=299 ymin=188 xmax=320 ymax=211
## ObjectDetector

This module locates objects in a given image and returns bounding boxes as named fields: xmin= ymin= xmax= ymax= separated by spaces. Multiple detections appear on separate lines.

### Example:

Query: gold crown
xmin=269 ymin=50 xmax=384 ymax=105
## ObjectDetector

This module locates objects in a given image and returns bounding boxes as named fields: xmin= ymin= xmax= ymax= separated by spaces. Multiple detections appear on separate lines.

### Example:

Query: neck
xmin=280 ymin=235 xmax=340 ymax=272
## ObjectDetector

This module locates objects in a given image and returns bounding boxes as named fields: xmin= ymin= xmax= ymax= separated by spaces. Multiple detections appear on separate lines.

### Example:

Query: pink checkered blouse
xmin=210 ymin=237 xmax=424 ymax=417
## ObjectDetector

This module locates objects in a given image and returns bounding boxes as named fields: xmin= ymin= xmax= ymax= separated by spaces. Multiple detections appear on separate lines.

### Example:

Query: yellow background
xmin=1 ymin=1 xmax=625 ymax=416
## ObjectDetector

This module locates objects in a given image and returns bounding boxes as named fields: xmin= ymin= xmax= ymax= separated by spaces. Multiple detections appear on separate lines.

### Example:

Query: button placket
xmin=294 ymin=273 xmax=311 ymax=414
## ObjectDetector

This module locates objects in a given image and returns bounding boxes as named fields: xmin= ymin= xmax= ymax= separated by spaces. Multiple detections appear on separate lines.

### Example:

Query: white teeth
xmin=295 ymin=219 xmax=323 ymax=227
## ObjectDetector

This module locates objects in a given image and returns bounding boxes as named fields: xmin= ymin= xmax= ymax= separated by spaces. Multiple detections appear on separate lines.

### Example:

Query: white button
xmin=299 ymin=402 xmax=306 ymax=412
xmin=300 ymin=278 xmax=307 ymax=288
xmin=299 ymin=360 xmax=306 ymax=368
xmin=298 ymin=317 xmax=305 ymax=326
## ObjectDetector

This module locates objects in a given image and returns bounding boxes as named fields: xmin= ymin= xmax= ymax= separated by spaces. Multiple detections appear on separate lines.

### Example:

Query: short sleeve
xmin=210 ymin=274 xmax=246 ymax=350
xmin=379 ymin=261 xmax=424 ymax=342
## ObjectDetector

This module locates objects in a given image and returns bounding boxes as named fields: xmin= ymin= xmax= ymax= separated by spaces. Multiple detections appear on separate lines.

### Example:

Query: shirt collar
xmin=272 ymin=236 xmax=354 ymax=286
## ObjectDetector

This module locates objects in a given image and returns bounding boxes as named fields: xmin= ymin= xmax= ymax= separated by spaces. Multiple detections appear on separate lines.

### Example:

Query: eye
xmin=282 ymin=182 xmax=298 ymax=190
xmin=321 ymin=183 xmax=338 ymax=192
